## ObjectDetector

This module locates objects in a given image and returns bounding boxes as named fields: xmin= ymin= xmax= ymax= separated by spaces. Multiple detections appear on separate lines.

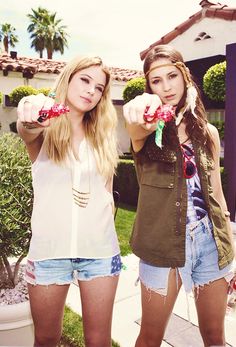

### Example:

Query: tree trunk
xmin=47 ymin=48 xmax=53 ymax=60
xmin=3 ymin=37 xmax=8 ymax=53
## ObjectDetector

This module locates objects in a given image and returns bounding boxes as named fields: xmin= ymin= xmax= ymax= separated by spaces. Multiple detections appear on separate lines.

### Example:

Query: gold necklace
xmin=72 ymin=142 xmax=90 ymax=208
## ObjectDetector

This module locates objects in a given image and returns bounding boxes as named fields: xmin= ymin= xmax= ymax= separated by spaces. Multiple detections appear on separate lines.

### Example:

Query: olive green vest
xmin=131 ymin=132 xmax=234 ymax=269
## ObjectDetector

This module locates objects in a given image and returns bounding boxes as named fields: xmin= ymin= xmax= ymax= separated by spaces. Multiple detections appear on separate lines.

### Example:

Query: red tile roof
xmin=140 ymin=0 xmax=236 ymax=60
xmin=0 ymin=53 xmax=143 ymax=82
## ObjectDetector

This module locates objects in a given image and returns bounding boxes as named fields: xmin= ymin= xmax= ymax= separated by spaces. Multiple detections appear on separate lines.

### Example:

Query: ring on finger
xmin=22 ymin=122 xmax=38 ymax=129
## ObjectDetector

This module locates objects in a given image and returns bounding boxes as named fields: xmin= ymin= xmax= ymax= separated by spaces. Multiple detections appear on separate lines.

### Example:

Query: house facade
xmin=0 ymin=52 xmax=143 ymax=153
xmin=140 ymin=0 xmax=236 ymax=112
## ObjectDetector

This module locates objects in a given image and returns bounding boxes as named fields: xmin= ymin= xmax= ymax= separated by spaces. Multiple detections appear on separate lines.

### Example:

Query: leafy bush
xmin=0 ymin=133 xmax=32 ymax=288
xmin=114 ymin=159 xmax=139 ymax=206
xmin=37 ymin=87 xmax=51 ymax=96
xmin=203 ymin=61 xmax=226 ymax=102
xmin=123 ymin=77 xmax=145 ymax=104
xmin=8 ymin=85 xmax=37 ymax=106
xmin=0 ymin=91 xmax=2 ymax=104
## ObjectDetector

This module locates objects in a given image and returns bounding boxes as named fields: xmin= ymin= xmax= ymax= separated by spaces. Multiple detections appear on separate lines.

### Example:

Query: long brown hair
xmin=143 ymin=45 xmax=215 ymax=158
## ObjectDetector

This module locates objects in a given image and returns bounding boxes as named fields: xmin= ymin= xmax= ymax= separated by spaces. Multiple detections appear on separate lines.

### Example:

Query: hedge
xmin=122 ymin=77 xmax=145 ymax=104
xmin=114 ymin=159 xmax=139 ymax=206
xmin=7 ymin=85 xmax=52 ymax=106
xmin=203 ymin=61 xmax=226 ymax=102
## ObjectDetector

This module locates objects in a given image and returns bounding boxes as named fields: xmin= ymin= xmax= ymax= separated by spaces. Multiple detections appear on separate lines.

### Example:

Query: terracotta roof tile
xmin=0 ymin=53 xmax=143 ymax=82
xmin=140 ymin=1 xmax=236 ymax=60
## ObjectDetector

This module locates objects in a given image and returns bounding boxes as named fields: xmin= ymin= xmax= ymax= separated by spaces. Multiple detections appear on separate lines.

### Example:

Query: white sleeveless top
xmin=28 ymin=139 xmax=120 ymax=261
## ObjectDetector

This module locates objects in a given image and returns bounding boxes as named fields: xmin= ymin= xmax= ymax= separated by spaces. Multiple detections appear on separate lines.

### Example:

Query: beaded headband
xmin=145 ymin=61 xmax=198 ymax=125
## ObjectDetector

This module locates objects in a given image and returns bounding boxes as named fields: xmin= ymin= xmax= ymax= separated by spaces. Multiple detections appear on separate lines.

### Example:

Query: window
xmin=194 ymin=32 xmax=212 ymax=41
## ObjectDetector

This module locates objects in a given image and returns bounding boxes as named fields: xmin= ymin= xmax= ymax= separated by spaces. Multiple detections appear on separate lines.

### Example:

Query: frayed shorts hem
xmin=25 ymin=255 xmax=122 ymax=286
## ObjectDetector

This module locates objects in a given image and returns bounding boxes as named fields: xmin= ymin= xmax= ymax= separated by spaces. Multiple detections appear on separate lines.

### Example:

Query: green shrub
xmin=114 ymin=159 xmax=139 ymax=206
xmin=0 ymin=133 xmax=32 ymax=288
xmin=210 ymin=120 xmax=224 ymax=140
xmin=9 ymin=85 xmax=37 ymax=106
xmin=0 ymin=91 xmax=2 ymax=104
xmin=61 ymin=306 xmax=120 ymax=347
xmin=37 ymin=87 xmax=51 ymax=96
xmin=123 ymin=77 xmax=145 ymax=104
xmin=221 ymin=167 xmax=227 ymax=198
xmin=203 ymin=61 xmax=226 ymax=102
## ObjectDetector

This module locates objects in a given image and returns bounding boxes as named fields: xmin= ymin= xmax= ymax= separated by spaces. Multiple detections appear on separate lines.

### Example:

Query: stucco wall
xmin=0 ymin=72 xmax=56 ymax=95
xmin=0 ymin=105 xmax=17 ymax=133
xmin=170 ymin=18 xmax=236 ymax=62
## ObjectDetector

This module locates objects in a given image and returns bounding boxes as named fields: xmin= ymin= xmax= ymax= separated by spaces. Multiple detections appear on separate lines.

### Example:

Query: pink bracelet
xmin=37 ymin=103 xmax=70 ymax=122
xmin=143 ymin=104 xmax=174 ymax=123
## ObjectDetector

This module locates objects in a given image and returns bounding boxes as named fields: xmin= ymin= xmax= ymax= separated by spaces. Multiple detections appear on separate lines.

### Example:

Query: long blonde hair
xmin=43 ymin=56 xmax=118 ymax=178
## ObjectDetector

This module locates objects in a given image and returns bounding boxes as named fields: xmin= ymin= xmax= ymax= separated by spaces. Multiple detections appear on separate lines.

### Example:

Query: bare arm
xmin=123 ymin=93 xmax=162 ymax=152
xmin=17 ymin=94 xmax=54 ymax=162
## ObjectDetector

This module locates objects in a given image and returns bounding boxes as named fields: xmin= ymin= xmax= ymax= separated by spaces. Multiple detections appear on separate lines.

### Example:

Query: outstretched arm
xmin=123 ymin=93 xmax=162 ymax=152
xmin=17 ymin=94 xmax=54 ymax=162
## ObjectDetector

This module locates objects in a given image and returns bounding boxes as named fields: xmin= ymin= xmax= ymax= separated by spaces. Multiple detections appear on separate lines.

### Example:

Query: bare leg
xmin=135 ymin=269 xmax=182 ymax=347
xmin=28 ymin=283 xmax=70 ymax=347
xmin=195 ymin=278 xmax=228 ymax=347
xmin=78 ymin=275 xmax=119 ymax=347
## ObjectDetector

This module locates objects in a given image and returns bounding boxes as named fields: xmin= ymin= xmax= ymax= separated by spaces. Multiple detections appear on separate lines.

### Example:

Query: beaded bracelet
xmin=143 ymin=104 xmax=174 ymax=123
xmin=37 ymin=103 xmax=70 ymax=123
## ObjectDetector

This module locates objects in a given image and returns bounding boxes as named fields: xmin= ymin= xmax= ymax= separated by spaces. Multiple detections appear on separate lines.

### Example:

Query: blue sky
xmin=1 ymin=0 xmax=236 ymax=69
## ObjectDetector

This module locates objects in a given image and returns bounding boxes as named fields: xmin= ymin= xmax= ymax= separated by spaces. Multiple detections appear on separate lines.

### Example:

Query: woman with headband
xmin=123 ymin=44 xmax=236 ymax=347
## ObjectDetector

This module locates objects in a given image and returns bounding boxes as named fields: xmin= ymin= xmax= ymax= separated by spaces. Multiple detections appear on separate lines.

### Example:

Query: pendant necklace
xmin=72 ymin=143 xmax=90 ymax=208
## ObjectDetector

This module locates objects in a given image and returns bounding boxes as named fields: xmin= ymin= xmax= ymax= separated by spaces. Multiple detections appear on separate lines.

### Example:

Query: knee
xmin=201 ymin=326 xmax=225 ymax=346
xmin=137 ymin=331 xmax=163 ymax=347
xmin=34 ymin=332 xmax=61 ymax=347
xmin=85 ymin=335 xmax=111 ymax=347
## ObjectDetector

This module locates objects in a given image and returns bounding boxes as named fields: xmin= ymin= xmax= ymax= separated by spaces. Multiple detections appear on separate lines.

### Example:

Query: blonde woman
xmin=123 ymin=45 xmax=236 ymax=347
xmin=17 ymin=56 xmax=121 ymax=347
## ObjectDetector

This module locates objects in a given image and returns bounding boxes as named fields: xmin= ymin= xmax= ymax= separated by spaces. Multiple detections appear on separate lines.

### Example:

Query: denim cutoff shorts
xmin=139 ymin=215 xmax=234 ymax=295
xmin=25 ymin=254 xmax=122 ymax=285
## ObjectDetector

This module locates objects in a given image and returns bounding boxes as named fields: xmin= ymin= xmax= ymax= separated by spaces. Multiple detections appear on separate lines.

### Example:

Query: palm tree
xmin=27 ymin=7 xmax=69 ymax=59
xmin=0 ymin=23 xmax=19 ymax=53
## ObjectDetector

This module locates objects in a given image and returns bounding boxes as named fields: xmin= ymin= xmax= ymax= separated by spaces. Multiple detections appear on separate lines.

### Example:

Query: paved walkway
xmin=66 ymin=223 xmax=236 ymax=347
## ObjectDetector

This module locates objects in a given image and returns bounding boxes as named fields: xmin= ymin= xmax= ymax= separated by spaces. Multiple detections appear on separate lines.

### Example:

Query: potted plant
xmin=0 ymin=132 xmax=34 ymax=346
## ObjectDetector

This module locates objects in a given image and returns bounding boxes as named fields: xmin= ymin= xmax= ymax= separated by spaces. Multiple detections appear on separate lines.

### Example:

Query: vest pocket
xmin=141 ymin=161 xmax=175 ymax=188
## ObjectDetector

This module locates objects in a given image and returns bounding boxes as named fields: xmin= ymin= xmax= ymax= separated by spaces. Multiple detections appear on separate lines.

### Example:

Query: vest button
xmin=175 ymin=202 xmax=180 ymax=206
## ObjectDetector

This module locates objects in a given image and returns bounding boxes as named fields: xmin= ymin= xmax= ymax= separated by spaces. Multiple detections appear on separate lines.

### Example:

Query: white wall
xmin=0 ymin=72 xmax=56 ymax=95
xmin=116 ymin=105 xmax=130 ymax=154
xmin=0 ymin=105 xmax=17 ymax=133
xmin=170 ymin=18 xmax=236 ymax=62
xmin=0 ymin=71 xmax=126 ymax=101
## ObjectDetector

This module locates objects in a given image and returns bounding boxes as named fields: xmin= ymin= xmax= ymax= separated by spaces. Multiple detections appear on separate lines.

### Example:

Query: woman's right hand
xmin=123 ymin=92 xmax=162 ymax=129
xmin=17 ymin=93 xmax=55 ymax=130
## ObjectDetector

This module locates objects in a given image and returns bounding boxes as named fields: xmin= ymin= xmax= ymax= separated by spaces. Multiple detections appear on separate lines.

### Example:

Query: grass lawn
xmin=115 ymin=203 xmax=136 ymax=256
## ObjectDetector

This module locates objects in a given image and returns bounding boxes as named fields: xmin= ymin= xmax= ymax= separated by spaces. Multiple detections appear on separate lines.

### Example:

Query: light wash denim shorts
xmin=25 ymin=254 xmax=122 ymax=285
xmin=139 ymin=216 xmax=234 ymax=295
